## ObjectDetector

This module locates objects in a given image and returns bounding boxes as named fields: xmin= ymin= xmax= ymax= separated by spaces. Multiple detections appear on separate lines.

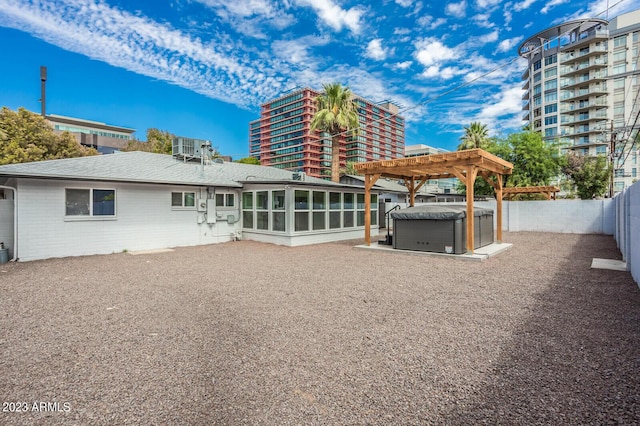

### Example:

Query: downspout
xmin=0 ymin=185 xmax=17 ymax=261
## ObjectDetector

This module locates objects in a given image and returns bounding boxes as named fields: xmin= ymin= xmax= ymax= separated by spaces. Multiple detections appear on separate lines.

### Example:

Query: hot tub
xmin=390 ymin=205 xmax=494 ymax=254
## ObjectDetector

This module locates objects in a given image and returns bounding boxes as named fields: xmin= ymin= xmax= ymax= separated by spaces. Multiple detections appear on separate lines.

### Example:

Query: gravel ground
xmin=1 ymin=232 xmax=640 ymax=425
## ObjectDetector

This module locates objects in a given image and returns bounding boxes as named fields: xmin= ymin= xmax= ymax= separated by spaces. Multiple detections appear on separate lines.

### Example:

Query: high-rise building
xmin=519 ymin=9 xmax=640 ymax=193
xmin=250 ymin=87 xmax=405 ymax=179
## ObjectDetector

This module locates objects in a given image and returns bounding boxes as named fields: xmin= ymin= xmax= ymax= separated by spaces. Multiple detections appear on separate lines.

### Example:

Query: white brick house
xmin=0 ymin=152 xmax=379 ymax=261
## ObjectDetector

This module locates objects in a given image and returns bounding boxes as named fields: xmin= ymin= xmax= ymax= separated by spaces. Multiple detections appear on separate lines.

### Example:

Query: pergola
xmin=502 ymin=185 xmax=560 ymax=200
xmin=353 ymin=149 xmax=514 ymax=253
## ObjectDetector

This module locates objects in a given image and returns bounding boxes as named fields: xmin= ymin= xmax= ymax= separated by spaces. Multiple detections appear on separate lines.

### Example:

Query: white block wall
xmin=15 ymin=179 xmax=240 ymax=261
xmin=614 ymin=183 xmax=640 ymax=285
xmin=381 ymin=199 xmax=614 ymax=235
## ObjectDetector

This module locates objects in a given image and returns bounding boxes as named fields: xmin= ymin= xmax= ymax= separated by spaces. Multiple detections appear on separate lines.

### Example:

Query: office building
xmin=47 ymin=114 xmax=135 ymax=154
xmin=519 ymin=9 xmax=640 ymax=193
xmin=250 ymin=87 xmax=405 ymax=179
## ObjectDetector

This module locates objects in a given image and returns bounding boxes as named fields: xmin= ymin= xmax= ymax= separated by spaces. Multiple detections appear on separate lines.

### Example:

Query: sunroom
xmin=239 ymin=183 xmax=380 ymax=246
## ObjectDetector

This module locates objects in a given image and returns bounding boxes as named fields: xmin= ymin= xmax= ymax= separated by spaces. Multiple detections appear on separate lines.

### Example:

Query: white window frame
xmin=215 ymin=192 xmax=236 ymax=209
xmin=171 ymin=191 xmax=196 ymax=210
xmin=65 ymin=188 xmax=117 ymax=220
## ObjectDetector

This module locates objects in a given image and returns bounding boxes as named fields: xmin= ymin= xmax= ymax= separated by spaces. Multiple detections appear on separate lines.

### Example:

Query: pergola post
xmin=496 ymin=174 xmax=503 ymax=243
xmin=409 ymin=176 xmax=415 ymax=206
xmin=364 ymin=173 xmax=380 ymax=246
xmin=466 ymin=166 xmax=478 ymax=254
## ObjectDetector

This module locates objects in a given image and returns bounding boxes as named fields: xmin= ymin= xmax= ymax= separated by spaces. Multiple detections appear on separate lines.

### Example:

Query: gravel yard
xmin=1 ymin=232 xmax=639 ymax=425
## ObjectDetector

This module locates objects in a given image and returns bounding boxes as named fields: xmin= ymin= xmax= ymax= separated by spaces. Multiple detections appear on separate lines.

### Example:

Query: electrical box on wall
xmin=197 ymin=199 xmax=207 ymax=212
xmin=206 ymin=199 xmax=216 ymax=224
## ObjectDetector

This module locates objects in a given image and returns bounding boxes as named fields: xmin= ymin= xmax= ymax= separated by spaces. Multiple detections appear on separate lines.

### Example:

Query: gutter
xmin=0 ymin=185 xmax=17 ymax=261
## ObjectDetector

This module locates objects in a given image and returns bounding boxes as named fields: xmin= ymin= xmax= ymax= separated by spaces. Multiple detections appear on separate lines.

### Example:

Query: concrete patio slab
xmin=354 ymin=241 xmax=513 ymax=261
xmin=128 ymin=248 xmax=175 ymax=255
xmin=591 ymin=258 xmax=627 ymax=271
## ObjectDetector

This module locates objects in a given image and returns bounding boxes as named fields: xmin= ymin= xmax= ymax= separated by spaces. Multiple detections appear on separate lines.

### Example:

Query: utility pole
xmin=609 ymin=120 xmax=615 ymax=198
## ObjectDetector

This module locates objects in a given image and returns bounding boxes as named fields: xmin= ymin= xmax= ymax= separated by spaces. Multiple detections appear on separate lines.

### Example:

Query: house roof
xmin=0 ymin=151 xmax=353 ymax=188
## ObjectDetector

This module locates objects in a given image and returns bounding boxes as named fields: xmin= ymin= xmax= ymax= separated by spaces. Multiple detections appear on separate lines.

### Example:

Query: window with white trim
xmin=66 ymin=188 xmax=116 ymax=217
xmin=171 ymin=191 xmax=195 ymax=208
xmin=215 ymin=192 xmax=235 ymax=208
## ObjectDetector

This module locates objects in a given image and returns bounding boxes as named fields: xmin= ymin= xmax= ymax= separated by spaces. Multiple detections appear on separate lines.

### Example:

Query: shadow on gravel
xmin=444 ymin=234 xmax=640 ymax=424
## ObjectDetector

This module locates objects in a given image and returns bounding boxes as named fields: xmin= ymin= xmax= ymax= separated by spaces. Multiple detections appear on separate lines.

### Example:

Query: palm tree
xmin=310 ymin=83 xmax=360 ymax=182
xmin=457 ymin=122 xmax=489 ymax=150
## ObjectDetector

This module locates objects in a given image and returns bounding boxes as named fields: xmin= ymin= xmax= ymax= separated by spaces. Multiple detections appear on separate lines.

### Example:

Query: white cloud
xmin=294 ymin=0 xmax=365 ymax=33
xmin=446 ymin=1 xmax=467 ymax=18
xmin=395 ymin=0 xmax=414 ymax=7
xmin=497 ymin=36 xmax=523 ymax=53
xmin=271 ymin=35 xmax=329 ymax=66
xmin=414 ymin=38 xmax=461 ymax=66
xmin=365 ymin=38 xmax=388 ymax=60
xmin=477 ymin=0 xmax=502 ymax=8
xmin=475 ymin=84 xmax=524 ymax=130
xmin=421 ymin=65 xmax=464 ymax=80
xmin=193 ymin=0 xmax=295 ymax=37
xmin=478 ymin=30 xmax=499 ymax=44
xmin=0 ymin=0 xmax=284 ymax=108
xmin=393 ymin=61 xmax=413 ymax=70
xmin=417 ymin=15 xmax=447 ymax=29
xmin=195 ymin=0 xmax=276 ymax=18
xmin=473 ymin=13 xmax=495 ymax=28
xmin=540 ymin=0 xmax=569 ymax=14
xmin=513 ymin=0 xmax=537 ymax=12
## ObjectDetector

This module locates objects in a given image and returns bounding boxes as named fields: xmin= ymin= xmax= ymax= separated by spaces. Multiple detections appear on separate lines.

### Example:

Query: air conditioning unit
xmin=292 ymin=172 xmax=306 ymax=181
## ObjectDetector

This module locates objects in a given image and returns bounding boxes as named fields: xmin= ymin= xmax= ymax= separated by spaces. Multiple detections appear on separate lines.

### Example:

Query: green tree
xmin=310 ymin=83 xmax=360 ymax=182
xmin=457 ymin=122 xmax=490 ymax=150
xmin=561 ymin=153 xmax=611 ymax=199
xmin=505 ymin=130 xmax=563 ymax=187
xmin=235 ymin=156 xmax=260 ymax=165
xmin=122 ymin=128 xmax=175 ymax=154
xmin=0 ymin=107 xmax=97 ymax=165
xmin=341 ymin=161 xmax=359 ymax=176
xmin=456 ymin=130 xmax=562 ymax=197
xmin=146 ymin=128 xmax=174 ymax=154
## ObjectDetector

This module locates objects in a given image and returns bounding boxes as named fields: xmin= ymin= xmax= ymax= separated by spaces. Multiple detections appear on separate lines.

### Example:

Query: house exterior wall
xmin=0 ymin=197 xmax=14 ymax=259
xmin=14 ymin=179 xmax=240 ymax=261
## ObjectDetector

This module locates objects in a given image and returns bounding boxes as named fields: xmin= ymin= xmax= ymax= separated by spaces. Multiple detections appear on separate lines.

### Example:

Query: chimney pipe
xmin=40 ymin=66 xmax=47 ymax=117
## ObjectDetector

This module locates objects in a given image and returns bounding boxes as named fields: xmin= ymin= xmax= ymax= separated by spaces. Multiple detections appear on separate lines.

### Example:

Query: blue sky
xmin=1 ymin=0 xmax=640 ymax=158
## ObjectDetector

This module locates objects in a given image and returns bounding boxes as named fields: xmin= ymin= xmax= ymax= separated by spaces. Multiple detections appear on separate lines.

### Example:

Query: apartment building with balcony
xmin=249 ymin=87 xmax=405 ymax=179
xmin=519 ymin=9 xmax=640 ymax=193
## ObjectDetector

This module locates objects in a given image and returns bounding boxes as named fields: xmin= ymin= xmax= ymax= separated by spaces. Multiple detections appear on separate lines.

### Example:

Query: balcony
xmin=522 ymin=90 xmax=530 ymax=101
xmin=560 ymin=58 xmax=608 ymax=76
xmin=561 ymin=84 xmax=608 ymax=101
xmin=522 ymin=79 xmax=530 ymax=91
xmin=560 ymin=99 xmax=608 ymax=113
xmin=560 ymin=45 xmax=608 ymax=64
xmin=560 ymin=29 xmax=609 ymax=51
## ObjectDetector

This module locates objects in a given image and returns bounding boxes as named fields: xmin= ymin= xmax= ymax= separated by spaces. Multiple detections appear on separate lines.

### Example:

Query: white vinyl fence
xmin=614 ymin=183 xmax=640 ymax=285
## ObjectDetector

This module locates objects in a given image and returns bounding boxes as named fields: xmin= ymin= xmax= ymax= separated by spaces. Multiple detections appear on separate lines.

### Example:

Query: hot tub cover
xmin=390 ymin=205 xmax=493 ymax=220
